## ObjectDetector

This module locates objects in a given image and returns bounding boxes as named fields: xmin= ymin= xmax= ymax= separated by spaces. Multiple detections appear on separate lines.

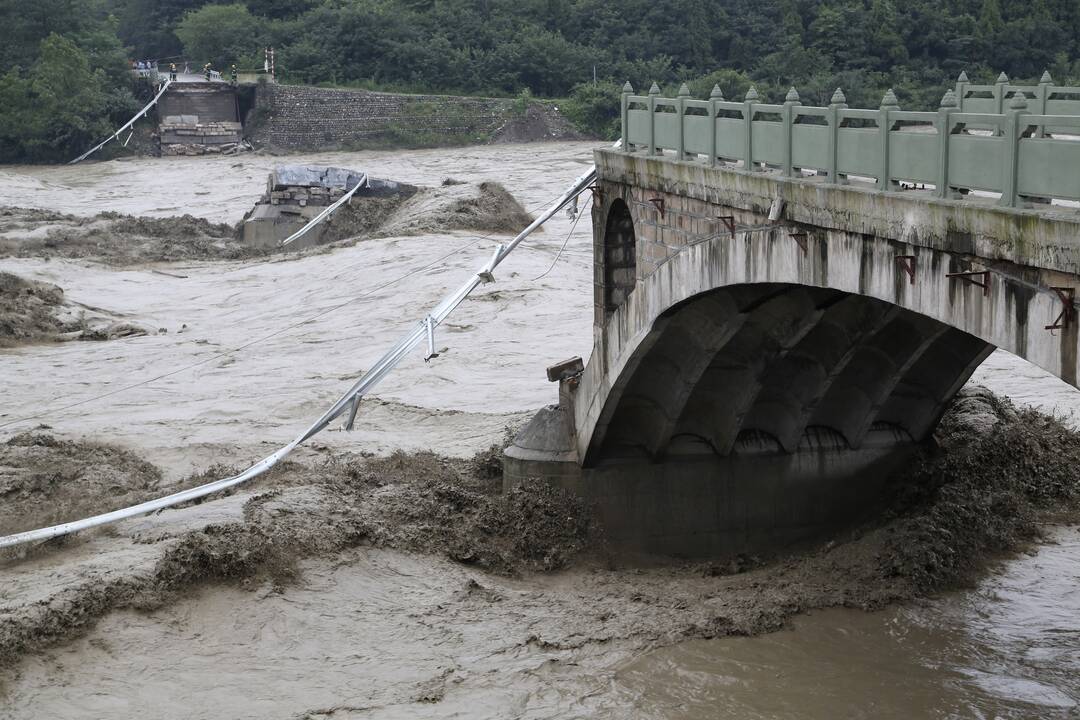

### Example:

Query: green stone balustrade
xmin=620 ymin=73 xmax=1080 ymax=208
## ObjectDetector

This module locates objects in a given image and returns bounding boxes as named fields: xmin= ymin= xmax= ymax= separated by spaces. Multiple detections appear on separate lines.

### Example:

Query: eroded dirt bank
xmin=2 ymin=387 xmax=1079 ymax=710
xmin=0 ymin=181 xmax=533 ymax=266
xmin=0 ymin=272 xmax=72 ymax=346
xmin=0 ymin=207 xmax=251 ymax=264
xmin=0 ymin=271 xmax=149 ymax=346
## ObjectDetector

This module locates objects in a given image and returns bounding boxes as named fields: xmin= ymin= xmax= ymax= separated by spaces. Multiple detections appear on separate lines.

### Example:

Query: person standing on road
xmin=170 ymin=63 xmax=177 ymax=81
xmin=204 ymin=63 xmax=212 ymax=81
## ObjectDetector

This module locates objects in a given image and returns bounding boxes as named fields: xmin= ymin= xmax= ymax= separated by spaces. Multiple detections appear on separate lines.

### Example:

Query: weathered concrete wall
xmin=595 ymin=149 xmax=1080 ymax=276
xmin=576 ymin=197 xmax=1078 ymax=466
xmin=587 ymin=150 xmax=1080 ymax=400
xmin=159 ymin=83 xmax=239 ymax=124
xmin=247 ymin=84 xmax=515 ymax=150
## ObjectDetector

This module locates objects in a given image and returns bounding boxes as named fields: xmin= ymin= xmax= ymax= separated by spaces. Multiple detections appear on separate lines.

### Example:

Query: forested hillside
xmin=3 ymin=0 xmax=1080 ymax=162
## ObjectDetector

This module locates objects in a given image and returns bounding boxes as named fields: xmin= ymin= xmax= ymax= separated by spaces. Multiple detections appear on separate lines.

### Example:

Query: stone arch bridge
xmin=505 ymin=80 xmax=1080 ymax=558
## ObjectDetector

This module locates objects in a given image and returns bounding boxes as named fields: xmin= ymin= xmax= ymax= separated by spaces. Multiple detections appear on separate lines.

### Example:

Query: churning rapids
xmin=1 ymin=143 xmax=1079 ymax=718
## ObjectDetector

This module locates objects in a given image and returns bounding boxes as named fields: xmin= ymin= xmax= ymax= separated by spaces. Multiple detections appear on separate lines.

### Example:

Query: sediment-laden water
xmin=1 ymin=143 xmax=1078 ymax=717
xmin=610 ymin=526 xmax=1080 ymax=719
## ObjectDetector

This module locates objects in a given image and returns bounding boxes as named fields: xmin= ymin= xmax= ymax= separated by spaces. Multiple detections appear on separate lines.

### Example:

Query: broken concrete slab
xmin=243 ymin=166 xmax=418 ymax=250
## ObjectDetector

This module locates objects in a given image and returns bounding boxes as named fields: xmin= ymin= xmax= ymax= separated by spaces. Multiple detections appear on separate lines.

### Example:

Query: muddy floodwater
xmin=616 ymin=527 xmax=1080 ymax=719
xmin=2 ymin=143 xmax=1079 ymax=717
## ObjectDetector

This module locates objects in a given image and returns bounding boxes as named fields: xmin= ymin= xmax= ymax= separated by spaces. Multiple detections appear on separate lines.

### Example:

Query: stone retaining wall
xmin=247 ymin=83 xmax=515 ymax=150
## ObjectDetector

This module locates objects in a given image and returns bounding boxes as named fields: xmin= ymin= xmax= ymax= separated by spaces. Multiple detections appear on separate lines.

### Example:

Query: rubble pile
xmin=159 ymin=116 xmax=244 ymax=156
xmin=262 ymin=166 xmax=369 ymax=209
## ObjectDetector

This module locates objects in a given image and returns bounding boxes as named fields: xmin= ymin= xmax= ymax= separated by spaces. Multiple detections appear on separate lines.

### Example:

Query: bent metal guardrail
xmin=70 ymin=80 xmax=172 ymax=164
xmin=621 ymin=73 xmax=1080 ymax=208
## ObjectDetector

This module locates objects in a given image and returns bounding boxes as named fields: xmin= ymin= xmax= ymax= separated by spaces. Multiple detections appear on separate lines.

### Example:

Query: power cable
xmin=531 ymin=196 xmax=591 ymax=281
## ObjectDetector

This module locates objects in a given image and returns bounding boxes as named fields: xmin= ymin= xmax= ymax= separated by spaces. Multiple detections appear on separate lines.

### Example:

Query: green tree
xmin=111 ymin=0 xmax=207 ymax=59
xmin=563 ymin=80 xmax=622 ymax=138
xmin=175 ymin=3 xmax=267 ymax=69
xmin=868 ymin=0 xmax=908 ymax=70
xmin=0 ymin=33 xmax=116 ymax=162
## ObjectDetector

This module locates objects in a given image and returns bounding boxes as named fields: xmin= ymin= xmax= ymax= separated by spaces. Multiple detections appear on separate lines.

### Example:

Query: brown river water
xmin=1 ymin=143 xmax=1079 ymax=718
xmin=616 ymin=528 xmax=1080 ymax=719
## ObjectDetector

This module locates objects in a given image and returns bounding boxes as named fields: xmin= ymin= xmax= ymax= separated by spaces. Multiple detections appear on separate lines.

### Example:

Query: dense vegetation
xmin=2 ymin=0 xmax=1080 ymax=161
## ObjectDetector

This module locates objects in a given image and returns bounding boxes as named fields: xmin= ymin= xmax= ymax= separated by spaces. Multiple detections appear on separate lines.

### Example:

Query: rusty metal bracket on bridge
xmin=789 ymin=231 xmax=809 ymax=254
xmin=716 ymin=215 xmax=736 ymax=238
xmin=946 ymin=270 xmax=991 ymax=297
xmin=648 ymin=197 xmax=666 ymax=218
xmin=1046 ymin=287 xmax=1077 ymax=331
xmin=895 ymin=255 xmax=916 ymax=284
xmin=587 ymin=184 xmax=605 ymax=205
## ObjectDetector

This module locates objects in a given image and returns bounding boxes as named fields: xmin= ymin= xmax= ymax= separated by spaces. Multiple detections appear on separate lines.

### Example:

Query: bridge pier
xmin=506 ymin=411 xmax=916 ymax=558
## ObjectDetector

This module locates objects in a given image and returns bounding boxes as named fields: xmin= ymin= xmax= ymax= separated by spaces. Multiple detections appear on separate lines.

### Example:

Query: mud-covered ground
xmin=0 ymin=181 xmax=534 ymax=266
xmin=2 ymin=388 xmax=1078 ymax=695
xmin=0 ymin=207 xmax=251 ymax=265
xmin=489 ymin=103 xmax=587 ymax=145
xmin=0 ymin=272 xmax=72 ymax=346
xmin=0 ymin=271 xmax=149 ymax=346
xmin=315 ymin=180 xmax=535 ymax=249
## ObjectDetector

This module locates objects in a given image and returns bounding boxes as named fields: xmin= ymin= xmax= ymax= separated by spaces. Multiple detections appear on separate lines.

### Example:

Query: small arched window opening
xmin=604 ymin=199 xmax=637 ymax=316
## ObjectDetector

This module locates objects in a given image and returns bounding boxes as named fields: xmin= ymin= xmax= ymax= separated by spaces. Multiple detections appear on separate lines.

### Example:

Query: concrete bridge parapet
xmin=621 ymin=77 xmax=1080 ymax=209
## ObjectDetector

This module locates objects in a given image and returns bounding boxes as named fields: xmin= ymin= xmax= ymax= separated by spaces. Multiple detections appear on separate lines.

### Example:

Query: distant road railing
xmin=134 ymin=63 xmax=164 ymax=82
xmin=132 ymin=63 xmax=224 ymax=82
xmin=621 ymin=72 xmax=1080 ymax=209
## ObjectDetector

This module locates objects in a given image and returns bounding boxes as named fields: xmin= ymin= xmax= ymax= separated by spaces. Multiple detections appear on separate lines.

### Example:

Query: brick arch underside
xmin=587 ymin=283 xmax=994 ymax=464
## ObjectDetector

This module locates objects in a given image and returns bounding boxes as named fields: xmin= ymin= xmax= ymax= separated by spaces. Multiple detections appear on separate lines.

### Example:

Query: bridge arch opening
xmin=587 ymin=283 xmax=995 ymax=466
xmin=602 ymin=199 xmax=637 ymax=316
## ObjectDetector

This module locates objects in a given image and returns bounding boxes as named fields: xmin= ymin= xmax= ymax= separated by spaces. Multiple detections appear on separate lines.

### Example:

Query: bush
xmin=562 ymin=80 xmax=622 ymax=140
